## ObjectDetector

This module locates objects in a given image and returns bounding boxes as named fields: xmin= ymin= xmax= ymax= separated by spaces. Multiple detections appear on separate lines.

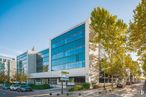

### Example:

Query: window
xmin=49 ymin=78 xmax=57 ymax=85
xmin=51 ymin=24 xmax=85 ymax=71
xmin=3 ymin=59 xmax=6 ymax=62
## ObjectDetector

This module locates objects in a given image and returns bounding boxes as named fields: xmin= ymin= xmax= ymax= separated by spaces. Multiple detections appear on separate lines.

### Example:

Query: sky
xmin=0 ymin=0 xmax=141 ymax=58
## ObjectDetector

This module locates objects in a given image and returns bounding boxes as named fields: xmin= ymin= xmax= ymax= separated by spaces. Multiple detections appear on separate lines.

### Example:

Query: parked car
xmin=10 ymin=84 xmax=20 ymax=91
xmin=2 ymin=84 xmax=10 ymax=90
xmin=117 ymin=79 xmax=126 ymax=88
xmin=126 ymin=81 xmax=131 ymax=85
xmin=17 ymin=85 xmax=32 ymax=92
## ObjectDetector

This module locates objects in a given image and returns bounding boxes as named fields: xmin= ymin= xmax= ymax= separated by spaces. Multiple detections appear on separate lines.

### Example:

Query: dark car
xmin=17 ymin=85 xmax=32 ymax=92
xmin=2 ymin=84 xmax=11 ymax=90
xmin=117 ymin=79 xmax=126 ymax=88
xmin=117 ymin=83 xmax=124 ymax=88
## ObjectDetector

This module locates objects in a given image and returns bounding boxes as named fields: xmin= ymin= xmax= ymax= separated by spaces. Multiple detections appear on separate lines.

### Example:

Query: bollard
xmin=79 ymin=93 xmax=81 ymax=96
xmin=109 ymin=89 xmax=112 ymax=92
xmin=66 ymin=93 xmax=69 ymax=96
xmin=57 ymin=93 xmax=60 ymax=96
xmin=98 ymin=91 xmax=102 ymax=94
xmin=49 ymin=93 xmax=52 ymax=95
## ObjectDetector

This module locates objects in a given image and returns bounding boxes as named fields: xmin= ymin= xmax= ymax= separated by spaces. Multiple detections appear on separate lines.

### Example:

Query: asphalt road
xmin=0 ymin=88 xmax=21 ymax=97
xmin=0 ymin=88 xmax=75 ymax=97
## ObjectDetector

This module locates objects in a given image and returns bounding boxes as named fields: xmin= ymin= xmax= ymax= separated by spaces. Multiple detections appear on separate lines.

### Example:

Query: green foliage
xmin=69 ymin=85 xmax=83 ymax=91
xmin=17 ymin=73 xmax=28 ymax=83
xmin=128 ymin=0 xmax=146 ymax=52
xmin=69 ymin=83 xmax=90 ymax=91
xmin=90 ymin=6 xmax=142 ymax=88
xmin=90 ymin=7 xmax=128 ymax=79
xmin=29 ymin=84 xmax=50 ymax=90
xmin=82 ymin=83 xmax=90 ymax=89
xmin=128 ymin=0 xmax=146 ymax=73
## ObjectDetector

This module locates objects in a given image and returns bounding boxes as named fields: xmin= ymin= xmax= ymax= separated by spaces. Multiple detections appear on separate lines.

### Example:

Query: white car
xmin=10 ymin=84 xmax=20 ymax=91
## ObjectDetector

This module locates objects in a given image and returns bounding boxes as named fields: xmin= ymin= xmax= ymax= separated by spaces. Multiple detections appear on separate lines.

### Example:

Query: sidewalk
xmin=68 ymin=82 xmax=144 ymax=97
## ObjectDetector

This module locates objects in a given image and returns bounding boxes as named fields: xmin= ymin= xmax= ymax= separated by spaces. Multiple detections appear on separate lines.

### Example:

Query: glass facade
xmin=51 ymin=24 xmax=85 ymax=71
xmin=36 ymin=49 xmax=49 ymax=72
xmin=17 ymin=52 xmax=27 ymax=75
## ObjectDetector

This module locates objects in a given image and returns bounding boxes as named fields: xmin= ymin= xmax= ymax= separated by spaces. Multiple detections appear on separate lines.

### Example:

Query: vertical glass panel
xmin=36 ymin=48 xmax=49 ymax=72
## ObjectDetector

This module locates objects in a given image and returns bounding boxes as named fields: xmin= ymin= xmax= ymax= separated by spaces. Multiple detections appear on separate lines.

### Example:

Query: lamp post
xmin=60 ymin=71 xmax=69 ymax=94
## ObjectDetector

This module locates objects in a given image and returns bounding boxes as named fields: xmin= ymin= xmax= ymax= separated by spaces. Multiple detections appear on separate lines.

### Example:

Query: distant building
xmin=17 ymin=50 xmax=37 ymax=75
xmin=0 ymin=55 xmax=16 ymax=82
xmin=36 ymin=48 xmax=49 ymax=73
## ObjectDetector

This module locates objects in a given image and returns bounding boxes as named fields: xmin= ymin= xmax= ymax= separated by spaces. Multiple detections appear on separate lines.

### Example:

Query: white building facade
xmin=0 ymin=56 xmax=16 ymax=82
xmin=17 ymin=20 xmax=100 ymax=86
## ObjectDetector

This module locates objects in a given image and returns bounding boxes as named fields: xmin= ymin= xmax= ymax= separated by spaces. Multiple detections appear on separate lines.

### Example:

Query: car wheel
xmin=17 ymin=89 xmax=19 ymax=92
xmin=17 ymin=89 xmax=21 ymax=92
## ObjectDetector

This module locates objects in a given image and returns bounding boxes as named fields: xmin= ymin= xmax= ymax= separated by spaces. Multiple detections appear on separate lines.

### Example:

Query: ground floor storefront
xmin=28 ymin=76 xmax=86 ymax=87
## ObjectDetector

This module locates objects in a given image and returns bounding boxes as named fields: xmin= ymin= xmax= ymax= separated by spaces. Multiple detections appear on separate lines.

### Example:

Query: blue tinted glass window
xmin=17 ymin=52 xmax=27 ymax=75
xmin=36 ymin=49 xmax=49 ymax=72
xmin=51 ymin=24 xmax=85 ymax=71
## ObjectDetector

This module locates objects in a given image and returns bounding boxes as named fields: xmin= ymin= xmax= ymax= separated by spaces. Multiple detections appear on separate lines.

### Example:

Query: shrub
xmin=69 ymin=83 xmax=90 ymax=91
xmin=69 ymin=85 xmax=83 ymax=91
xmin=82 ymin=83 xmax=90 ymax=89
xmin=29 ymin=84 xmax=50 ymax=90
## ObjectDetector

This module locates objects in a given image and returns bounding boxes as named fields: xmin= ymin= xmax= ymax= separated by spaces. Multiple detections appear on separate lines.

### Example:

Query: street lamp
xmin=60 ymin=71 xmax=69 ymax=94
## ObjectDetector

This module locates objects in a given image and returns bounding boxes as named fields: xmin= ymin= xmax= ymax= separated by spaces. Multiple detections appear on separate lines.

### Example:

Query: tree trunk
xmin=111 ymin=75 xmax=114 ymax=90
xmin=98 ymin=43 xmax=101 ymax=73
xmin=97 ymin=43 xmax=101 ymax=85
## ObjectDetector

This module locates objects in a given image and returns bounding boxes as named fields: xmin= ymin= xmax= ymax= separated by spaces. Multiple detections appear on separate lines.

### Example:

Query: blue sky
xmin=0 ymin=0 xmax=141 ymax=58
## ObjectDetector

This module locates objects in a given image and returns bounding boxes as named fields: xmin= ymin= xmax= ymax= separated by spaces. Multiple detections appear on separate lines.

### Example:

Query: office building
xmin=17 ymin=20 xmax=101 ymax=86
xmin=17 ymin=49 xmax=37 ymax=75
xmin=36 ymin=48 xmax=49 ymax=73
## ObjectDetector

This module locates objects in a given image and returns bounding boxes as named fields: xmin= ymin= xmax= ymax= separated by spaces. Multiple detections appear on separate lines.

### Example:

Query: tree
xmin=0 ymin=62 xmax=5 ymax=83
xmin=125 ymin=55 xmax=141 ymax=82
xmin=90 ymin=7 xmax=128 ymax=88
xmin=0 ymin=62 xmax=10 ymax=83
xmin=11 ymin=74 xmax=17 ymax=83
xmin=89 ymin=43 xmax=100 ymax=87
xmin=17 ymin=73 xmax=29 ymax=83
xmin=129 ymin=0 xmax=146 ymax=73
xmin=141 ymin=53 xmax=146 ymax=75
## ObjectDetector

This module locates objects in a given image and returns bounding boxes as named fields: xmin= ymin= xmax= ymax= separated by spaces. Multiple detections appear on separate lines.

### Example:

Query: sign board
xmin=61 ymin=71 xmax=69 ymax=74
xmin=60 ymin=71 xmax=69 ymax=81
xmin=60 ymin=77 xmax=69 ymax=81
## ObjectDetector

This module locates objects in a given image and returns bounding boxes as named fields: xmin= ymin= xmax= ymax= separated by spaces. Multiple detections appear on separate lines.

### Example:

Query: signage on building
xmin=60 ymin=71 xmax=69 ymax=81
